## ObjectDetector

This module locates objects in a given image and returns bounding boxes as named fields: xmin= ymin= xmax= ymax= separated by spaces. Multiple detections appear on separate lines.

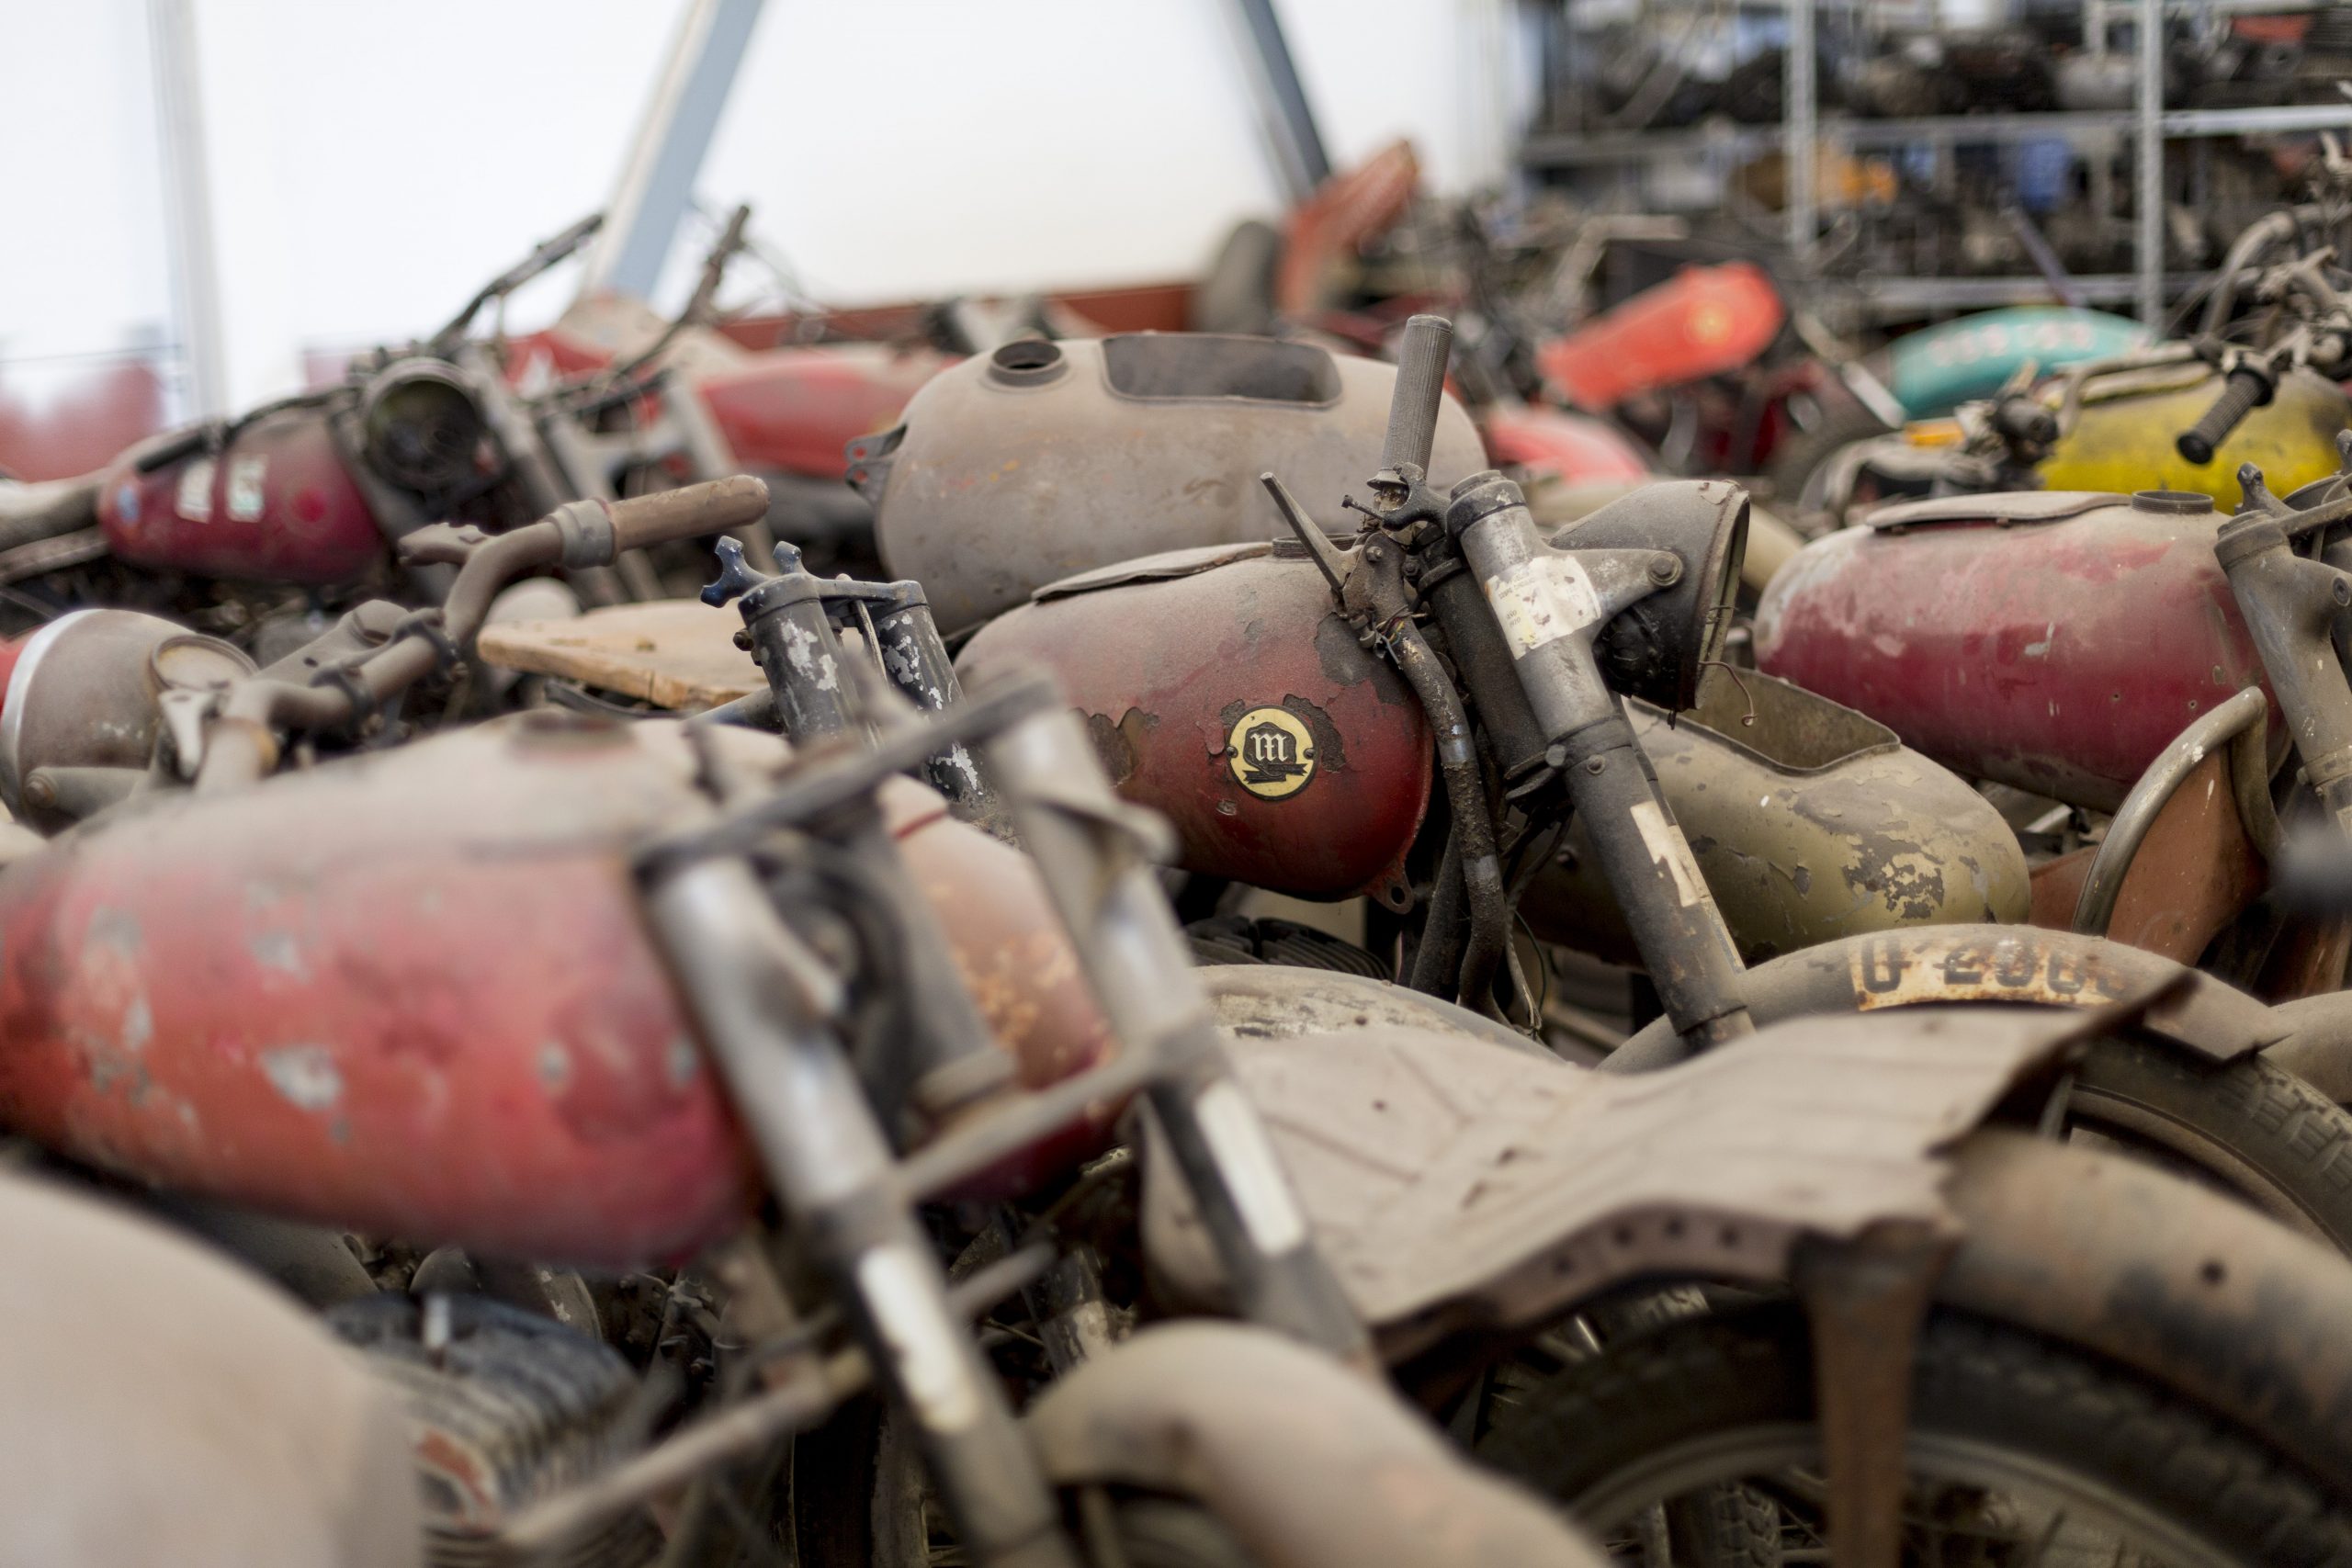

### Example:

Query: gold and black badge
xmin=1227 ymin=706 xmax=1317 ymax=800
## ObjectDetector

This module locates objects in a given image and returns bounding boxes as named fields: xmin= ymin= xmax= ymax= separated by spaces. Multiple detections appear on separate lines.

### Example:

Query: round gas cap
xmin=2131 ymin=490 xmax=2212 ymax=515
xmin=988 ymin=338 xmax=1066 ymax=386
xmin=149 ymin=634 xmax=256 ymax=694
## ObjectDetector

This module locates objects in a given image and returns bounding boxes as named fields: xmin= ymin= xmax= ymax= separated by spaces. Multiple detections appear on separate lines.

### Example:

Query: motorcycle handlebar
xmin=1381 ymin=314 xmax=1454 ymax=480
xmin=607 ymin=475 xmax=773 ymax=553
xmin=2176 ymin=366 xmax=2275 ymax=466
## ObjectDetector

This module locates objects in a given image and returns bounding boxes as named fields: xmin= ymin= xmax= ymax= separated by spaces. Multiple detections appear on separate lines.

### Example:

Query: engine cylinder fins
xmin=327 ymin=1293 xmax=660 ymax=1568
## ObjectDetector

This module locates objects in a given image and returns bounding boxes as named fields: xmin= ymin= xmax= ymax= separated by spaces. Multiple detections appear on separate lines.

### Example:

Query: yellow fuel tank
xmin=2038 ymin=364 xmax=2350 ymax=506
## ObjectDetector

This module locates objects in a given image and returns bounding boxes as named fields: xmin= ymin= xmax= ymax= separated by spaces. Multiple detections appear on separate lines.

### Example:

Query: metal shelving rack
xmin=1522 ymin=0 xmax=2352 ymax=322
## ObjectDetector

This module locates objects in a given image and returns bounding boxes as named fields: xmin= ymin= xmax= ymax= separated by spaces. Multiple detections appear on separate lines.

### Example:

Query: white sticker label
xmin=226 ymin=455 xmax=268 ymax=522
xmin=1630 ymin=800 xmax=1710 ymax=908
xmin=855 ymin=1241 xmax=982 ymax=1433
xmin=175 ymin=457 xmax=215 ymax=523
xmin=1193 ymin=1079 xmax=1309 ymax=1253
xmin=1485 ymin=555 xmax=1604 ymax=659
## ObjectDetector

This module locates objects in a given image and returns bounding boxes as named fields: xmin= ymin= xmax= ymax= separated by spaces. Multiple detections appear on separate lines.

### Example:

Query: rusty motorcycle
xmin=839 ymin=314 xmax=2352 ymax=1254
xmin=689 ymin=469 xmax=2352 ymax=1565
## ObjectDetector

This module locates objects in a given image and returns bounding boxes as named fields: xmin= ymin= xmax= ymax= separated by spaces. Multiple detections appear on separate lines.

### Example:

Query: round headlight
xmin=1549 ymin=479 xmax=1748 ymax=712
xmin=359 ymin=358 xmax=490 ymax=495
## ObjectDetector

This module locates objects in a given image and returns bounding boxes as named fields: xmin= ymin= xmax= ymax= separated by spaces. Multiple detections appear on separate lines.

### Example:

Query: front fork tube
xmin=1557 ymin=711 xmax=1754 ymax=1047
xmin=985 ymin=706 xmax=1373 ymax=1363
xmin=646 ymin=860 xmax=1077 ymax=1568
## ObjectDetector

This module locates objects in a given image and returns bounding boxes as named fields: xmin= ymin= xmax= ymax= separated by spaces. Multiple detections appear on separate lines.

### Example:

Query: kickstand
xmin=1792 ymin=1221 xmax=1956 ymax=1568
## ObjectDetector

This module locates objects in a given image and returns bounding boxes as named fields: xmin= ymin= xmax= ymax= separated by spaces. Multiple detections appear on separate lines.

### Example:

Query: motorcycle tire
xmin=2064 ymin=1037 xmax=2352 ymax=1251
xmin=1482 ymin=1302 xmax=2352 ymax=1567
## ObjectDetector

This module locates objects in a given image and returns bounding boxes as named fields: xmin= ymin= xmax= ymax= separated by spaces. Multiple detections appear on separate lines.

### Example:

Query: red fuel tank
xmin=0 ymin=715 xmax=1109 ymax=1266
xmin=97 ymin=408 xmax=386 ymax=584
xmin=696 ymin=344 xmax=953 ymax=478
xmin=1535 ymin=262 xmax=1786 ymax=412
xmin=1754 ymin=490 xmax=2274 ymax=811
xmin=957 ymin=544 xmax=1434 ymax=907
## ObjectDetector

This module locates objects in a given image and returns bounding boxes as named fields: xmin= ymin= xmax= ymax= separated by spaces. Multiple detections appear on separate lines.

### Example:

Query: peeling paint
xmin=261 ymin=1045 xmax=344 ymax=1112
xmin=248 ymin=930 xmax=310 ymax=979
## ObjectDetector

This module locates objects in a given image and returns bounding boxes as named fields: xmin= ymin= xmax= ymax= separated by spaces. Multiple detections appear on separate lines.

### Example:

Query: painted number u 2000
xmin=1849 ymin=933 xmax=2131 ymax=1010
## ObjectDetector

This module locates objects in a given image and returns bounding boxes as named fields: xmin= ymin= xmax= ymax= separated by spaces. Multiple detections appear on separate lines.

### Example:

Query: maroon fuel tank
xmin=0 ymin=714 xmax=1111 ymax=1266
xmin=958 ymin=544 xmax=1434 ymax=906
xmin=1755 ymin=490 xmax=2274 ymax=811
xmin=96 ymin=407 xmax=388 ymax=584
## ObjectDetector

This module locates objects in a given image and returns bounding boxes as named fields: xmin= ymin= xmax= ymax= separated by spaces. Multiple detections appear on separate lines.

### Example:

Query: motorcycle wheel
xmin=1482 ymin=1302 xmax=2352 ymax=1567
xmin=2065 ymin=1039 xmax=2352 ymax=1251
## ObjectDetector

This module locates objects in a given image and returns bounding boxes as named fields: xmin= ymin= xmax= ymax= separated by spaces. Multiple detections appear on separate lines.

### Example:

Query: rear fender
xmin=1605 ymin=924 xmax=2278 ymax=1073
xmin=1941 ymin=1130 xmax=2352 ymax=1495
xmin=1148 ymin=1006 xmax=2081 ymax=1359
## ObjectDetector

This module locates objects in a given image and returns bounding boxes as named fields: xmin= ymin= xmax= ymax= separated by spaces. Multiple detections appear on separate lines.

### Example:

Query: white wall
xmin=0 ymin=0 xmax=1536 ymax=411
xmin=0 ymin=2 xmax=174 ymax=383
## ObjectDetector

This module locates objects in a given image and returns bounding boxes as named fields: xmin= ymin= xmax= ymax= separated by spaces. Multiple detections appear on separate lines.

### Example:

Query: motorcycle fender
xmin=1147 ymin=1007 xmax=2078 ymax=1359
xmin=1525 ymin=670 xmax=2031 ymax=964
xmin=1199 ymin=964 xmax=1550 ymax=1061
xmin=1026 ymin=1323 xmax=1604 ymax=1568
xmin=1941 ymin=1131 xmax=2352 ymax=1496
xmin=1604 ymin=924 xmax=2280 ymax=1074
xmin=2257 ymin=992 xmax=2352 ymax=1105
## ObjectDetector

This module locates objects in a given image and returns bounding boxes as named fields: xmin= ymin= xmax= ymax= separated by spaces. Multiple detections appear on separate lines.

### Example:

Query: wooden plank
xmin=476 ymin=600 xmax=760 ymax=711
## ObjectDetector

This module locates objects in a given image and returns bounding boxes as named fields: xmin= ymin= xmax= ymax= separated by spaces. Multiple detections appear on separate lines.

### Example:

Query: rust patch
xmin=1313 ymin=613 xmax=1380 ymax=692
xmin=1083 ymin=707 xmax=1158 ymax=788
xmin=1840 ymin=840 xmax=1947 ymax=921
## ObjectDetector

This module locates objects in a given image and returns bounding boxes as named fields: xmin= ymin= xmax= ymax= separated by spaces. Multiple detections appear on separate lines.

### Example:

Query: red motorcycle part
xmin=957 ymin=547 xmax=1434 ymax=906
xmin=96 ymin=408 xmax=386 ymax=584
xmin=1276 ymin=140 xmax=1421 ymax=319
xmin=1754 ymin=490 xmax=2274 ymax=812
xmin=1478 ymin=403 xmax=1653 ymax=485
xmin=0 ymin=716 xmax=1110 ymax=1266
xmin=1535 ymin=262 xmax=1786 ymax=412
xmin=695 ymin=344 xmax=952 ymax=478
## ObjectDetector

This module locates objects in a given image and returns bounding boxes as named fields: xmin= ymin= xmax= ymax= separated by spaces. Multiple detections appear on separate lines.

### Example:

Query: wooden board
xmin=476 ymin=600 xmax=760 ymax=711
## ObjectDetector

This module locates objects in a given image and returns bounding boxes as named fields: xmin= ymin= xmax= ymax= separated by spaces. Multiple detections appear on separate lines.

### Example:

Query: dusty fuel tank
xmin=0 ymin=714 xmax=1108 ymax=1266
xmin=1754 ymin=489 xmax=2272 ymax=812
xmin=2038 ymin=364 xmax=2350 ymax=509
xmin=856 ymin=333 xmax=1488 ymax=633
xmin=1525 ymin=668 xmax=2031 ymax=964
xmin=97 ymin=406 xmax=389 ymax=584
xmin=956 ymin=542 xmax=1435 ymax=907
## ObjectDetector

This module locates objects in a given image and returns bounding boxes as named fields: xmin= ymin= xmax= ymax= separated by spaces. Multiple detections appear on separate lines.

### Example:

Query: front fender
xmin=1026 ymin=1323 xmax=1604 ymax=1568
xmin=1605 ymin=924 xmax=2279 ymax=1073
xmin=1942 ymin=1130 xmax=2352 ymax=1495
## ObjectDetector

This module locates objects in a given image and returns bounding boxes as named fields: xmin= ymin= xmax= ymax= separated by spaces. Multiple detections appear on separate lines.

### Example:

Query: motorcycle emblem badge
xmin=1227 ymin=706 xmax=1317 ymax=800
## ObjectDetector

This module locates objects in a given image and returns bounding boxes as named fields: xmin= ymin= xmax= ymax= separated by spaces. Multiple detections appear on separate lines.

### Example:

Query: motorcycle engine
xmin=329 ymin=1293 xmax=660 ymax=1568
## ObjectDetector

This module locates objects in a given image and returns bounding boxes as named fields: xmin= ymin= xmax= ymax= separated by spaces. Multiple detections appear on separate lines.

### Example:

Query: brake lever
xmin=1260 ymin=473 xmax=1351 ymax=600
